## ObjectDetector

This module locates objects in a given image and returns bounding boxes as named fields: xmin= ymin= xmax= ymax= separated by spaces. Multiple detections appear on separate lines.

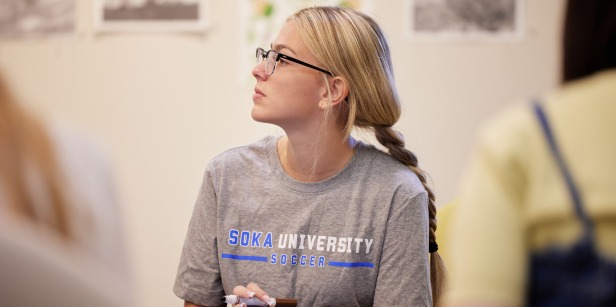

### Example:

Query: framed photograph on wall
xmin=405 ymin=0 xmax=523 ymax=41
xmin=94 ymin=0 xmax=209 ymax=33
xmin=0 ymin=0 xmax=75 ymax=39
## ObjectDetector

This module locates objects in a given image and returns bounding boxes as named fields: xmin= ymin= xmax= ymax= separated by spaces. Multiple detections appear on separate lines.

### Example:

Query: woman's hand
xmin=231 ymin=283 xmax=275 ymax=307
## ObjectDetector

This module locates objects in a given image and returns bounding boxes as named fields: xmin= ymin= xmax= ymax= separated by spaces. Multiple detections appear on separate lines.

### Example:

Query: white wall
xmin=0 ymin=1 xmax=565 ymax=306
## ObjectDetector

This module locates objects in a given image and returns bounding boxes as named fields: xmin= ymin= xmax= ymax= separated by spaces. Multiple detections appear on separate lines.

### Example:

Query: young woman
xmin=174 ymin=6 xmax=445 ymax=307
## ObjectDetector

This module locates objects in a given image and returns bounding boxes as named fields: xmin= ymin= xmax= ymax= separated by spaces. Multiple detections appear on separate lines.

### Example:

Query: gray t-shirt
xmin=174 ymin=136 xmax=431 ymax=307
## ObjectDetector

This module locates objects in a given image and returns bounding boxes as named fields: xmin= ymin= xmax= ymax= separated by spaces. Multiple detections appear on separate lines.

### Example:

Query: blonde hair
xmin=290 ymin=6 xmax=446 ymax=304
xmin=0 ymin=73 xmax=73 ymax=240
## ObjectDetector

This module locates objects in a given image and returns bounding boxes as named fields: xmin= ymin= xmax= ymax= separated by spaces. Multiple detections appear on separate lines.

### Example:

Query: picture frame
xmin=0 ymin=0 xmax=75 ymax=39
xmin=405 ymin=0 xmax=523 ymax=42
xmin=94 ymin=0 xmax=209 ymax=33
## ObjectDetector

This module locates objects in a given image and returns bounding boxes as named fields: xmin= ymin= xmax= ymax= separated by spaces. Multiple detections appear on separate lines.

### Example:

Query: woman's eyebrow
xmin=271 ymin=43 xmax=297 ymax=55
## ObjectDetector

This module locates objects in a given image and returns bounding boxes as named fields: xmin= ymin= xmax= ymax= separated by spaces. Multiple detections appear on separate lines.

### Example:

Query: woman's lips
xmin=254 ymin=88 xmax=265 ymax=96
xmin=253 ymin=88 xmax=265 ymax=100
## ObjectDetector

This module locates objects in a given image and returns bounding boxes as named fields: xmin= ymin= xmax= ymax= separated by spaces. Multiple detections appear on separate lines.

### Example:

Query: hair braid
xmin=375 ymin=126 xmax=446 ymax=306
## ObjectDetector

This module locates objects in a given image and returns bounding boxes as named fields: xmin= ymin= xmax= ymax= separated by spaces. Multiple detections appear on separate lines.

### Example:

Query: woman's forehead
xmin=271 ymin=21 xmax=304 ymax=56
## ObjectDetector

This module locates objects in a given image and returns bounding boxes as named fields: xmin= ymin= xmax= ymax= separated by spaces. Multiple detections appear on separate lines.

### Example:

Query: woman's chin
xmin=250 ymin=109 xmax=270 ymax=124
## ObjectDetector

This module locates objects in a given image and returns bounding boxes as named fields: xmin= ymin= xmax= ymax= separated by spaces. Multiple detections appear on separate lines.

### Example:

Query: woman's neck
xmin=277 ymin=134 xmax=356 ymax=182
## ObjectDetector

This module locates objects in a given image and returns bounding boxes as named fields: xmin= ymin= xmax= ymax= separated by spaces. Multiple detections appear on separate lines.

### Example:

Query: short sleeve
xmin=373 ymin=190 xmax=432 ymax=306
xmin=174 ymin=166 xmax=225 ymax=306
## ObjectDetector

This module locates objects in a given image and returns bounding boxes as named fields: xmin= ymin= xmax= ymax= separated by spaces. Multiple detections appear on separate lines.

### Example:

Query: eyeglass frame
xmin=256 ymin=47 xmax=334 ymax=76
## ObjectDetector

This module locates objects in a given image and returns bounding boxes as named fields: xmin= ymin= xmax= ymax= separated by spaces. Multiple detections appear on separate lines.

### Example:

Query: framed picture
xmin=406 ymin=0 xmax=523 ymax=41
xmin=94 ymin=0 xmax=209 ymax=33
xmin=0 ymin=0 xmax=75 ymax=39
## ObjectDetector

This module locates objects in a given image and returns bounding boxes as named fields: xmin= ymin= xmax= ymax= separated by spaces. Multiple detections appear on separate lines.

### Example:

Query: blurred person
xmin=174 ymin=6 xmax=445 ymax=307
xmin=444 ymin=0 xmax=616 ymax=306
xmin=0 ymin=70 xmax=136 ymax=306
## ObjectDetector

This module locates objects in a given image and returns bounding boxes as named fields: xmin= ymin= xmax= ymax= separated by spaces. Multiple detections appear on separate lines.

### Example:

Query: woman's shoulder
xmin=208 ymin=136 xmax=276 ymax=168
xmin=354 ymin=141 xmax=427 ymax=195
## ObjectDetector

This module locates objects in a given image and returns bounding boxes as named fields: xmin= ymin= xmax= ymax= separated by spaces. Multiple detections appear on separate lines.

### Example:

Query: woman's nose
xmin=252 ymin=61 xmax=268 ymax=80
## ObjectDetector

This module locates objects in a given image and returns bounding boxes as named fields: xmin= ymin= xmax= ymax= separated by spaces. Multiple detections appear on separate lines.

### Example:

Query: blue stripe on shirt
xmin=221 ymin=253 xmax=268 ymax=262
xmin=328 ymin=261 xmax=374 ymax=268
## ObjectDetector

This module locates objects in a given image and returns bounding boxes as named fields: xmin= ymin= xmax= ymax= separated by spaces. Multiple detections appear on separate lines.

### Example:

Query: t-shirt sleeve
xmin=174 ymin=165 xmax=225 ymax=306
xmin=373 ymin=190 xmax=432 ymax=306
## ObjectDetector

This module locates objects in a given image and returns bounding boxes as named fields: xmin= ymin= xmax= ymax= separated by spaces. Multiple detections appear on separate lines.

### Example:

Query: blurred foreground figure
xmin=444 ymin=0 xmax=616 ymax=306
xmin=0 ymin=70 xmax=136 ymax=307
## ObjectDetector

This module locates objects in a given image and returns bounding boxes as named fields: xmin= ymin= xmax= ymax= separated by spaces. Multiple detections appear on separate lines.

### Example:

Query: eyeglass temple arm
xmin=278 ymin=54 xmax=333 ymax=76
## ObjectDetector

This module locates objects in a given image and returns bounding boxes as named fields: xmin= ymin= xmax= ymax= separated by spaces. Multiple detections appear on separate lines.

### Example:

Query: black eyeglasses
xmin=256 ymin=47 xmax=333 ymax=76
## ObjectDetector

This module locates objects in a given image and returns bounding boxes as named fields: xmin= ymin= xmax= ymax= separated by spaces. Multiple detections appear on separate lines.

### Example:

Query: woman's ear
xmin=319 ymin=76 xmax=349 ymax=109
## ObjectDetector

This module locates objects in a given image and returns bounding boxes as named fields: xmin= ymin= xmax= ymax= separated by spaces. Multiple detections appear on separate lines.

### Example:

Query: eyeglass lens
xmin=255 ymin=48 xmax=278 ymax=76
